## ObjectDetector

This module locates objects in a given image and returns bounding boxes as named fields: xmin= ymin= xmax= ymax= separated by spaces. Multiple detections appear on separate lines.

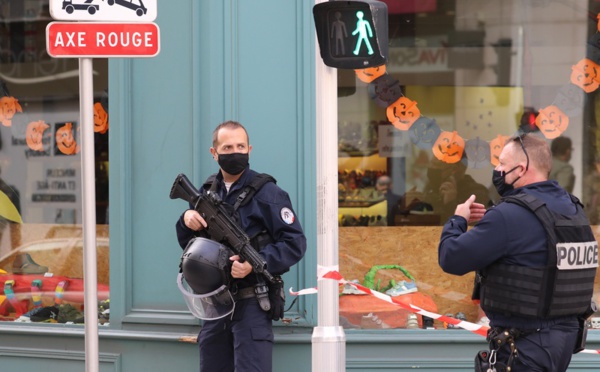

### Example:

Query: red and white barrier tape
xmin=291 ymin=268 xmax=600 ymax=354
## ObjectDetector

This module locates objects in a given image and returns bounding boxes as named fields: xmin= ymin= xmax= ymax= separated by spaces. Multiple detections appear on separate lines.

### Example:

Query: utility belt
xmin=229 ymin=276 xmax=286 ymax=321
xmin=475 ymin=313 xmax=591 ymax=372
xmin=232 ymin=286 xmax=256 ymax=301
xmin=475 ymin=327 xmax=532 ymax=372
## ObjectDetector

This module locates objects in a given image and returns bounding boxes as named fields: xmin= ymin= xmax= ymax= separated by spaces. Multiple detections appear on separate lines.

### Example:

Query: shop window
xmin=0 ymin=1 xmax=109 ymax=324
xmin=338 ymin=0 xmax=600 ymax=331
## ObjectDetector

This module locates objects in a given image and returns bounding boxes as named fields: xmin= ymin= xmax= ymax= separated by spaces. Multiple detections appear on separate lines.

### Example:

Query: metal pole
xmin=79 ymin=57 xmax=99 ymax=372
xmin=312 ymin=0 xmax=346 ymax=369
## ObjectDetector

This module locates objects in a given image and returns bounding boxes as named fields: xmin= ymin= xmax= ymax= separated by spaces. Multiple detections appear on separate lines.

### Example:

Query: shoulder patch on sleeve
xmin=280 ymin=207 xmax=295 ymax=224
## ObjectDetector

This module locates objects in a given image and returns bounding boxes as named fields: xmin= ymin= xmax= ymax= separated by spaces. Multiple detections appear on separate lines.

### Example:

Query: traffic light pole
xmin=312 ymin=0 xmax=346 ymax=368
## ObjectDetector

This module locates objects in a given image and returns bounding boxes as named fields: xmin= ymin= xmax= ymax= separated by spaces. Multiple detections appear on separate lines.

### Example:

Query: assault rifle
xmin=169 ymin=173 xmax=275 ymax=283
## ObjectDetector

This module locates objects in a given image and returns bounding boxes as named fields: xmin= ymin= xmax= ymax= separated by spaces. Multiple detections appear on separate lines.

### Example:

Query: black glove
xmin=268 ymin=277 xmax=285 ymax=321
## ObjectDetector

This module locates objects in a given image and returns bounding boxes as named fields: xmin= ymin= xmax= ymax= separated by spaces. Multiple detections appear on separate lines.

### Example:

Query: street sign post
xmin=46 ymin=22 xmax=160 ymax=58
xmin=46 ymin=2 xmax=160 ymax=372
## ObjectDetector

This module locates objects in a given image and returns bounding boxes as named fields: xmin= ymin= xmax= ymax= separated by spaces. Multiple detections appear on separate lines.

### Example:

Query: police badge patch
xmin=280 ymin=207 xmax=295 ymax=224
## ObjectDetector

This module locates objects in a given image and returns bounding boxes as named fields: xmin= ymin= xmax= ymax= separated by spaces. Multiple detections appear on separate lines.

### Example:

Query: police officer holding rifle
xmin=173 ymin=120 xmax=307 ymax=372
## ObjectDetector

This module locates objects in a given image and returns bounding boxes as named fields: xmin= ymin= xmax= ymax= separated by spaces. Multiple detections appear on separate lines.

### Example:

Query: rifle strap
xmin=233 ymin=173 xmax=276 ymax=211
xmin=207 ymin=174 xmax=218 ymax=193
xmin=204 ymin=173 xmax=275 ymax=210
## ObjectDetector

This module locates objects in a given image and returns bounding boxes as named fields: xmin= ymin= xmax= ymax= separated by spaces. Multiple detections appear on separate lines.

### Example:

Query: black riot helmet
xmin=177 ymin=238 xmax=235 ymax=320
xmin=181 ymin=237 xmax=232 ymax=293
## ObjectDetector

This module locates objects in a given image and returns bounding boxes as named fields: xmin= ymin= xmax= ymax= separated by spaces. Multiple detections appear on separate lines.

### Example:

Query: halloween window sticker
xmin=93 ymin=101 xmax=109 ymax=134
xmin=431 ymin=131 xmax=465 ymax=164
xmin=570 ymin=58 xmax=600 ymax=94
xmin=464 ymin=137 xmax=491 ymax=169
xmin=0 ymin=96 xmax=23 ymax=127
xmin=386 ymin=96 xmax=420 ymax=131
xmin=355 ymin=65 xmax=386 ymax=84
xmin=535 ymin=105 xmax=569 ymax=140
xmin=408 ymin=117 xmax=442 ymax=150
xmin=489 ymin=134 xmax=510 ymax=167
xmin=54 ymin=122 xmax=81 ymax=156
xmin=25 ymin=120 xmax=51 ymax=152
xmin=368 ymin=74 xmax=403 ymax=108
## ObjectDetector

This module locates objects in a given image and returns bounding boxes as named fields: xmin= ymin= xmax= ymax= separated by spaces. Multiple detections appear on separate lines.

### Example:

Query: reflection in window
xmin=0 ymin=1 xmax=109 ymax=324
xmin=338 ymin=0 xmax=600 ymax=330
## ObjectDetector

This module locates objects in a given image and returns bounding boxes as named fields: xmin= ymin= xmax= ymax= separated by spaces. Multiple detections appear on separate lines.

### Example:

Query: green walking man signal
xmin=352 ymin=10 xmax=374 ymax=56
xmin=313 ymin=0 xmax=388 ymax=69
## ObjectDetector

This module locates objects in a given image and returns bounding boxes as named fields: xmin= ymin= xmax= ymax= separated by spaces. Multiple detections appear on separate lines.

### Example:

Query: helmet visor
xmin=177 ymin=273 xmax=235 ymax=320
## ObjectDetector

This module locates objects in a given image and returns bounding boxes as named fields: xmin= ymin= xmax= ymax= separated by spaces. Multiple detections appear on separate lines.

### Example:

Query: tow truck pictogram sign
xmin=49 ymin=0 xmax=157 ymax=22
xmin=47 ymin=0 xmax=160 ymax=57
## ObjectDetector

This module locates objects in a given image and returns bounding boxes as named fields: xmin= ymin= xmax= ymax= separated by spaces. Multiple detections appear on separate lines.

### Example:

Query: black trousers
xmin=493 ymin=320 xmax=579 ymax=372
xmin=198 ymin=298 xmax=274 ymax=372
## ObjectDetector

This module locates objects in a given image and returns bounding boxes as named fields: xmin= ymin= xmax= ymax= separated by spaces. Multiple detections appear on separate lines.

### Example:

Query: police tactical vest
xmin=478 ymin=192 xmax=598 ymax=318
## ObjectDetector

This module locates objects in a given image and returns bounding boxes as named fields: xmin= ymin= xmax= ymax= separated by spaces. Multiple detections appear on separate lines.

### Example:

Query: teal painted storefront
xmin=1 ymin=1 xmax=600 ymax=371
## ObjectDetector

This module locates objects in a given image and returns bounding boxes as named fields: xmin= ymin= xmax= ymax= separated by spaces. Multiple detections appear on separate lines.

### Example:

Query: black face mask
xmin=217 ymin=152 xmax=249 ymax=175
xmin=492 ymin=166 xmax=520 ymax=196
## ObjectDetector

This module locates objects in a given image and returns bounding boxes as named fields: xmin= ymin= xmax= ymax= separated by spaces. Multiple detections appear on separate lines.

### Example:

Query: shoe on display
xmin=384 ymin=280 xmax=418 ymax=296
xmin=477 ymin=316 xmax=490 ymax=327
xmin=12 ymin=253 xmax=49 ymax=275
xmin=360 ymin=312 xmax=390 ymax=329
xmin=57 ymin=304 xmax=83 ymax=323
xmin=29 ymin=306 xmax=59 ymax=322
xmin=341 ymin=279 xmax=366 ymax=295
xmin=406 ymin=314 xmax=419 ymax=329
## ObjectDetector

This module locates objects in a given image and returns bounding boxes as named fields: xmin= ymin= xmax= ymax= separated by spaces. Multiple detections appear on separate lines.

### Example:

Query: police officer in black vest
xmin=438 ymin=133 xmax=597 ymax=372
xmin=175 ymin=120 xmax=307 ymax=372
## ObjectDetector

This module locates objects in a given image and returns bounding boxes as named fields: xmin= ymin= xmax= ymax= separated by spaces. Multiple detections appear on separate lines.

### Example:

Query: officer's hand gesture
xmin=454 ymin=194 xmax=486 ymax=224
xmin=183 ymin=210 xmax=207 ymax=231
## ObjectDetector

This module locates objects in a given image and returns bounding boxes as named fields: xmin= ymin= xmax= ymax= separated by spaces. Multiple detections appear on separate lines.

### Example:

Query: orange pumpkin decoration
xmin=597 ymin=13 xmax=600 ymax=32
xmin=355 ymin=65 xmax=386 ymax=83
xmin=25 ymin=120 xmax=50 ymax=151
xmin=386 ymin=96 xmax=420 ymax=131
xmin=55 ymin=122 xmax=79 ymax=155
xmin=0 ymin=96 xmax=23 ymax=127
xmin=535 ymin=105 xmax=569 ymax=139
xmin=570 ymin=58 xmax=600 ymax=93
xmin=93 ymin=102 xmax=109 ymax=134
xmin=489 ymin=134 xmax=509 ymax=166
xmin=432 ymin=131 xmax=465 ymax=164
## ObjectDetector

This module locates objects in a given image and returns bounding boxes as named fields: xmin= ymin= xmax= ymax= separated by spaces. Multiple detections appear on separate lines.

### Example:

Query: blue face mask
xmin=492 ymin=166 xmax=520 ymax=196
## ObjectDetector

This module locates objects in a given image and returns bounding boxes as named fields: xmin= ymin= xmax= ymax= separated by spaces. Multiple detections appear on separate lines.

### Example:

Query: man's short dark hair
xmin=212 ymin=120 xmax=249 ymax=148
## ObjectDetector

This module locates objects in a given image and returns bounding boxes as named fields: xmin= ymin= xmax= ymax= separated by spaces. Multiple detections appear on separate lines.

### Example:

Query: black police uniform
xmin=438 ymin=180 xmax=597 ymax=372
xmin=176 ymin=166 xmax=307 ymax=372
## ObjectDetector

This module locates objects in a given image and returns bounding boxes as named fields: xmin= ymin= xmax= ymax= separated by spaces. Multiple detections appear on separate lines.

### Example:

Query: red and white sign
xmin=46 ymin=22 xmax=160 ymax=58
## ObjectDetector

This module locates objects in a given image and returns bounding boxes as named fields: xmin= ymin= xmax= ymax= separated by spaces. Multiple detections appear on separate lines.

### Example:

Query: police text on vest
xmin=556 ymin=242 xmax=599 ymax=269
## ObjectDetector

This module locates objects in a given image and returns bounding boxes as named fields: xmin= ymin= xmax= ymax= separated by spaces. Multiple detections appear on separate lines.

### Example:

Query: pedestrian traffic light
xmin=313 ymin=0 xmax=388 ymax=69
